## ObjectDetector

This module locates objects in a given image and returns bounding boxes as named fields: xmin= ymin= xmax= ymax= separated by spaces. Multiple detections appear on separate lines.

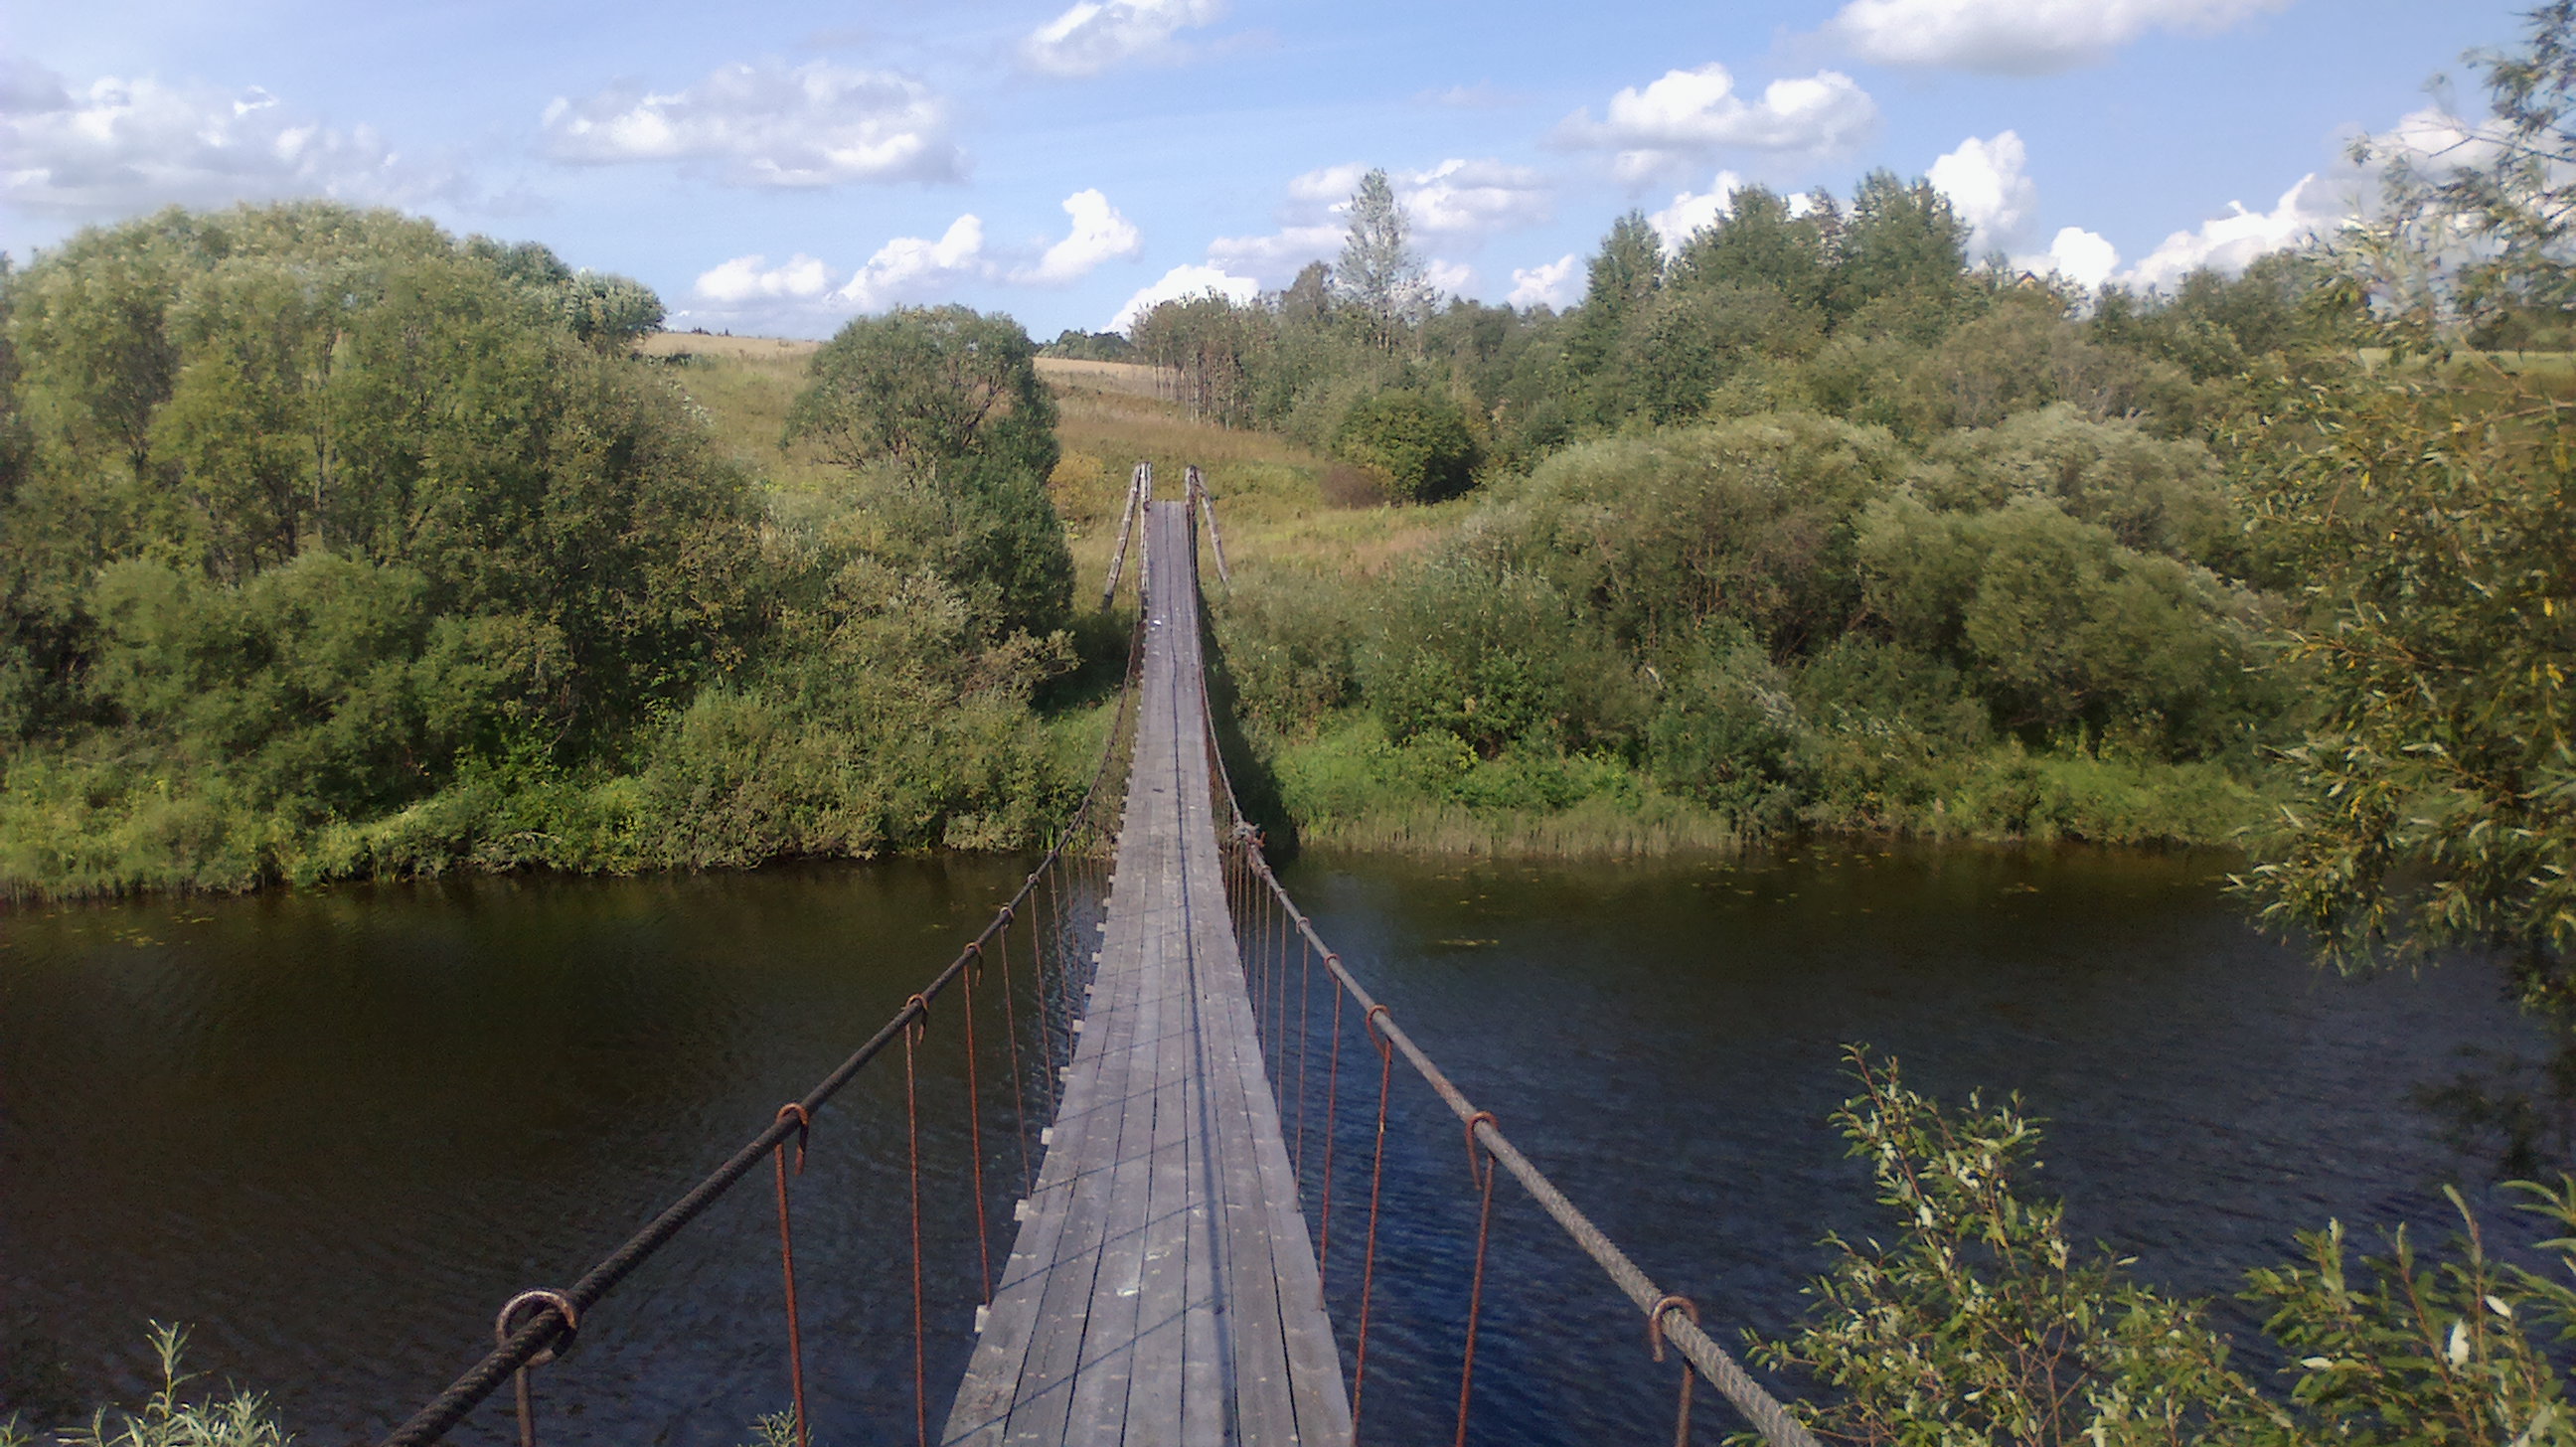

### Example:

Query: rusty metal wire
xmin=1220 ymin=836 xmax=1825 ymax=1447
xmin=376 ymin=589 xmax=1150 ymax=1447
xmin=1188 ymin=507 xmax=1820 ymax=1445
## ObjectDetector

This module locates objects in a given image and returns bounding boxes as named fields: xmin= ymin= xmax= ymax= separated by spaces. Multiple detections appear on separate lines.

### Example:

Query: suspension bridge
xmin=378 ymin=466 xmax=1819 ymax=1447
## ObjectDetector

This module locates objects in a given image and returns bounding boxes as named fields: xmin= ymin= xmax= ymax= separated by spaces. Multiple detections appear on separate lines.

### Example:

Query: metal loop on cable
xmin=1648 ymin=1294 xmax=1699 ymax=1362
xmin=1463 ymin=1110 xmax=1499 ymax=1187
xmin=906 ymin=992 xmax=932 ymax=1036
xmin=1364 ymin=1003 xmax=1393 ymax=1050
xmin=1649 ymin=1295 xmax=1703 ymax=1447
xmin=776 ymin=1102 xmax=811 ymax=1175
xmin=494 ymin=1289 xmax=578 ymax=1365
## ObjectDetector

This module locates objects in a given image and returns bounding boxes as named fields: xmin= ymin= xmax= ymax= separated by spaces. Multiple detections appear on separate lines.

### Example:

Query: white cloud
xmin=1403 ymin=158 xmax=1552 ymax=240
xmin=1011 ymin=188 xmax=1144 ymax=284
xmin=1997 ymin=104 xmax=2502 ymax=299
xmin=1507 ymin=252 xmax=1580 ymax=309
xmin=0 ymin=62 xmax=471 ymax=218
xmin=1215 ymin=156 xmax=1554 ymax=287
xmin=541 ymin=60 xmax=961 ymax=187
xmin=1207 ymin=223 xmax=1346 ymax=284
xmin=1649 ymin=170 xmax=1745 ymax=251
xmin=682 ymin=194 xmax=1148 ymax=332
xmin=2014 ymin=227 xmax=2122 ymax=290
xmin=1829 ymin=0 xmax=2287 ymax=75
xmin=1557 ymin=63 xmax=1877 ymax=182
xmin=833 ymin=214 xmax=989 ymax=308
xmin=2122 ymin=174 xmax=2343 ymax=289
xmin=695 ymin=252 xmax=837 ymax=304
xmin=1928 ymin=131 xmax=2038 ymax=251
xmin=1422 ymin=258 xmax=1474 ymax=296
xmin=1107 ymin=261 xmax=1258 ymax=332
xmin=1420 ymin=81 xmax=1528 ymax=109
xmin=1285 ymin=162 xmax=1369 ymax=209
xmin=1022 ymin=0 xmax=1225 ymax=77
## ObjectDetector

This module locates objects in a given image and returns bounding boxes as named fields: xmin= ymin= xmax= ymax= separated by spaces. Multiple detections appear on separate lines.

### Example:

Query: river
xmin=0 ymin=845 xmax=2544 ymax=1444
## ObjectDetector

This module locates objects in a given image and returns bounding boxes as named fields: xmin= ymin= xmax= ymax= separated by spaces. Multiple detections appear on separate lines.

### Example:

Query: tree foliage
xmin=1331 ymin=168 xmax=1432 ymax=343
xmin=0 ymin=204 xmax=1077 ymax=896
xmin=1749 ymin=1049 xmax=2576 ymax=1447
xmin=2231 ymin=3 xmax=2576 ymax=1006
xmin=785 ymin=304 xmax=1059 ymax=479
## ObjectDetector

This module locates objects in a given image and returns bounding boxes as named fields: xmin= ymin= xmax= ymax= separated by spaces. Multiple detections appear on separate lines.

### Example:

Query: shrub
xmin=1333 ymin=390 xmax=1480 ymax=503
xmin=1359 ymin=556 xmax=1636 ymax=757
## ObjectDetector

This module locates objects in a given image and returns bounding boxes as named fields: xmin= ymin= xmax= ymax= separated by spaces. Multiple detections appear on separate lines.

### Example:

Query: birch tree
xmin=1331 ymin=168 xmax=1432 ymax=344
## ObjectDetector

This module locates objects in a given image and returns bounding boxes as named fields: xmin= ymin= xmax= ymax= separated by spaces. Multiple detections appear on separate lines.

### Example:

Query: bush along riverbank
xmin=0 ymin=207 xmax=1093 ymax=898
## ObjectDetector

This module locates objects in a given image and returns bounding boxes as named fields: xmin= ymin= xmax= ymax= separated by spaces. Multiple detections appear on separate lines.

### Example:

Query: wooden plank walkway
xmin=941 ymin=499 xmax=1353 ymax=1447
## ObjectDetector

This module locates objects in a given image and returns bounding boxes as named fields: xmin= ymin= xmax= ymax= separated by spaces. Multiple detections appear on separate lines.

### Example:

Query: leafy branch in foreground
xmin=1745 ymin=1047 xmax=2576 ymax=1446
xmin=54 ymin=1324 xmax=287 ymax=1447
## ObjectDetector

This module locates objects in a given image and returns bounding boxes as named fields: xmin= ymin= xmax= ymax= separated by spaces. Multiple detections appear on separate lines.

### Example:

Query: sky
xmin=0 ymin=0 xmax=2534 ymax=339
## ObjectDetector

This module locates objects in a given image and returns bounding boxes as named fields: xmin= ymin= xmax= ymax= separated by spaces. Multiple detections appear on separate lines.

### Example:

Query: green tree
xmin=1562 ymin=210 xmax=1663 ymax=382
xmin=2233 ymin=367 xmax=2576 ymax=995
xmin=1749 ymin=1048 xmax=2281 ymax=1447
xmin=1834 ymin=170 xmax=1972 ymax=336
xmin=785 ymin=305 xmax=1059 ymax=480
xmin=1667 ymin=185 xmax=1831 ymax=313
xmin=1332 ymin=390 xmax=1478 ymax=502
xmin=2231 ymin=4 xmax=2576 ymax=1014
xmin=1130 ymin=291 xmax=1270 ymax=425
xmin=1330 ymin=168 xmax=1431 ymax=344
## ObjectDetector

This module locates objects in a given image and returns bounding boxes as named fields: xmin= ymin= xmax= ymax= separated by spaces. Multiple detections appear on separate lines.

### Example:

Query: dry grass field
xmin=1034 ymin=357 xmax=1177 ymax=400
xmin=637 ymin=331 xmax=842 ymax=496
xmin=638 ymin=331 xmax=820 ymax=363
xmin=1043 ymin=357 xmax=1466 ymax=609
xmin=643 ymin=331 xmax=1466 ymax=618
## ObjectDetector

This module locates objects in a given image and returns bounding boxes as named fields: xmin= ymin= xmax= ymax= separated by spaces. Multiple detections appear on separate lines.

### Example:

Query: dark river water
xmin=0 ymin=845 xmax=2546 ymax=1445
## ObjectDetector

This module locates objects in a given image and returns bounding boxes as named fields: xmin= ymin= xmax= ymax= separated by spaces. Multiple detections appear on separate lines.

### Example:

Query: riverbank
xmin=0 ymin=330 xmax=2272 ymax=902
xmin=1252 ymin=714 xmax=2263 ymax=859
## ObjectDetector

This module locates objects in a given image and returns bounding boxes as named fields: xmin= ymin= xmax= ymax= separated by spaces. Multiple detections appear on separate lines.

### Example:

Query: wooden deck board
xmin=939 ymin=498 xmax=1350 ymax=1447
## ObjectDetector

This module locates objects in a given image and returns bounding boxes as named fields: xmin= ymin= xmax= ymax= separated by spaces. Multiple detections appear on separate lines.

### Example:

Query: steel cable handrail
xmin=377 ymin=599 xmax=1151 ymax=1447
xmin=1181 ymin=480 xmax=1821 ymax=1447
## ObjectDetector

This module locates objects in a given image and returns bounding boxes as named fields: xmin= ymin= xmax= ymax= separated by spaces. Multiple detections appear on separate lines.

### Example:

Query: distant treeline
xmin=1151 ymin=166 xmax=2336 ymax=851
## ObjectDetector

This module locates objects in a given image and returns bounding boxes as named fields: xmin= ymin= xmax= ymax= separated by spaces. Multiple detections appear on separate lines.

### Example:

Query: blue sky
xmin=0 ymin=0 xmax=2532 ymax=338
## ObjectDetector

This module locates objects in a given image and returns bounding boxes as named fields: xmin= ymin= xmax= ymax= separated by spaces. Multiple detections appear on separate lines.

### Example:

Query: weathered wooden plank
xmin=999 ymin=789 xmax=1157 ymax=1446
xmin=940 ymin=496 xmax=1349 ymax=1447
xmin=1120 ymin=819 xmax=1198 ymax=1447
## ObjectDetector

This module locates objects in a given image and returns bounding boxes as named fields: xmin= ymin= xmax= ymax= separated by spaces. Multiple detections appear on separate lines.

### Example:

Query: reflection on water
xmin=0 ymin=844 xmax=2542 ymax=1444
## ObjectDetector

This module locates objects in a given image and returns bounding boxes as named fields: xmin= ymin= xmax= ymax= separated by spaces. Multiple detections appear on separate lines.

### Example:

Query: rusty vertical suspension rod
xmin=770 ymin=1105 xmax=813 ymax=1447
xmin=1453 ymin=1111 xmax=1501 ymax=1447
xmin=1350 ymin=1003 xmax=1396 ymax=1437
xmin=1316 ymin=967 xmax=1346 ymax=1294
xmin=960 ymin=947 xmax=992 ymax=1302
xmin=1295 ymin=932 xmax=1313 ymax=1175
xmin=996 ymin=907 xmax=1034 ymax=1196
xmin=902 ymin=996 xmax=930 ymax=1447
xmin=1271 ymin=883 xmax=1290 ymax=1083
xmin=1651 ymin=1295 xmax=1704 ymax=1447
